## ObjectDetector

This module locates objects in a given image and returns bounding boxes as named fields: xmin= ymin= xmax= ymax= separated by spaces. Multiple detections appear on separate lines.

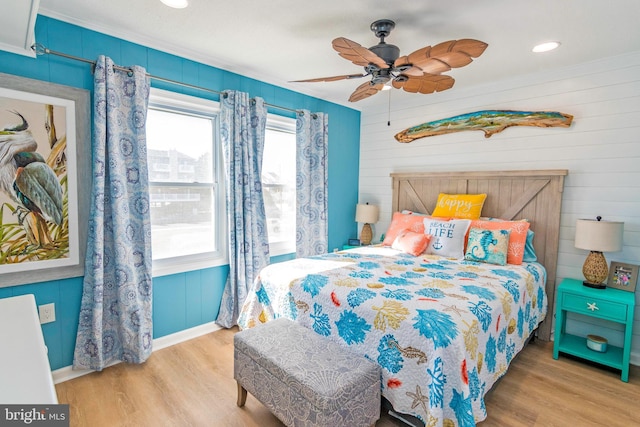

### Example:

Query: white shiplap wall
xmin=358 ymin=50 xmax=640 ymax=365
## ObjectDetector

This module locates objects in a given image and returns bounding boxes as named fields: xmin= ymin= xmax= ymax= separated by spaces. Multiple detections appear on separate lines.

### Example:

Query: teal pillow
xmin=464 ymin=228 xmax=510 ymax=265
xmin=523 ymin=229 xmax=537 ymax=262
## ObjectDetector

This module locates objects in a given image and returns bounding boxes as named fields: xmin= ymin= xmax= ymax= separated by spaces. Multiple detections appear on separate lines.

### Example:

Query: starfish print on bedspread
xmin=442 ymin=304 xmax=465 ymax=317
xmin=407 ymin=384 xmax=429 ymax=416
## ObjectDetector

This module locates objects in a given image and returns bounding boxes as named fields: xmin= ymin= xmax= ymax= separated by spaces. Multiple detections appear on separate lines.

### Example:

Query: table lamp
xmin=355 ymin=203 xmax=379 ymax=245
xmin=574 ymin=216 xmax=624 ymax=289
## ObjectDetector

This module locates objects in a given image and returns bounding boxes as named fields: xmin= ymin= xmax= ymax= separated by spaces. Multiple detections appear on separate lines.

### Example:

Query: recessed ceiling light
xmin=160 ymin=0 xmax=189 ymax=8
xmin=532 ymin=41 xmax=561 ymax=53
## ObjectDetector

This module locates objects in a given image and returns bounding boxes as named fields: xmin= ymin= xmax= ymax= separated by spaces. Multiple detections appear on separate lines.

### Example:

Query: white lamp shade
xmin=575 ymin=219 xmax=624 ymax=252
xmin=160 ymin=0 xmax=189 ymax=8
xmin=355 ymin=204 xmax=379 ymax=224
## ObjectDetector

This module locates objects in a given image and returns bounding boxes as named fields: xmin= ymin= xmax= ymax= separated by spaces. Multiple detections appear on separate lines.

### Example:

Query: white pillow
xmin=423 ymin=218 xmax=471 ymax=258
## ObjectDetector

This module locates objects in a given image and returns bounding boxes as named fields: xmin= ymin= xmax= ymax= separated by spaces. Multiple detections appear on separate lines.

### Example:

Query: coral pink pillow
xmin=383 ymin=211 xmax=430 ymax=246
xmin=469 ymin=219 xmax=531 ymax=265
xmin=392 ymin=230 xmax=432 ymax=256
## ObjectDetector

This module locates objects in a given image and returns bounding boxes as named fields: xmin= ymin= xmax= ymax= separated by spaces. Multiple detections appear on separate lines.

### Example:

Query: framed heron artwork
xmin=0 ymin=72 xmax=90 ymax=287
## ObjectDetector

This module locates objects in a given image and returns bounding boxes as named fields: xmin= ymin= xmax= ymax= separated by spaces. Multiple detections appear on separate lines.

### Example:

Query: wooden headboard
xmin=390 ymin=169 xmax=568 ymax=341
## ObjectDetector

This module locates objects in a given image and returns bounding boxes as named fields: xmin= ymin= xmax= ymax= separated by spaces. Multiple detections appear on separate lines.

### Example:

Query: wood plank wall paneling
xmin=358 ymin=51 xmax=640 ymax=364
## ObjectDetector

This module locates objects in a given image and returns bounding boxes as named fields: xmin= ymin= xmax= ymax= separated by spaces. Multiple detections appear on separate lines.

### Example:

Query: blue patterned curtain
xmin=73 ymin=56 xmax=153 ymax=370
xmin=216 ymin=91 xmax=270 ymax=328
xmin=296 ymin=111 xmax=328 ymax=257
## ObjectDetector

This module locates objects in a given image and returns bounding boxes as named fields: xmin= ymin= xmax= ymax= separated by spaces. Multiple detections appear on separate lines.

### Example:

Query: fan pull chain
xmin=387 ymin=88 xmax=391 ymax=126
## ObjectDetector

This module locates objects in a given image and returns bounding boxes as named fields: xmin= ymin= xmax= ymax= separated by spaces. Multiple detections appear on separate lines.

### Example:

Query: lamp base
xmin=582 ymin=280 xmax=607 ymax=289
xmin=360 ymin=223 xmax=373 ymax=246
xmin=582 ymin=251 xmax=609 ymax=288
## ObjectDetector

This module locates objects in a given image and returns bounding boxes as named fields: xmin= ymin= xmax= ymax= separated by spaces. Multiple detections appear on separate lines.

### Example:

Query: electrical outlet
xmin=39 ymin=303 xmax=56 ymax=324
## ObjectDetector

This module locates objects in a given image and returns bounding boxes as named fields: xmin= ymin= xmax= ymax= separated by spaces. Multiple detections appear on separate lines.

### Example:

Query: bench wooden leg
xmin=237 ymin=382 xmax=248 ymax=407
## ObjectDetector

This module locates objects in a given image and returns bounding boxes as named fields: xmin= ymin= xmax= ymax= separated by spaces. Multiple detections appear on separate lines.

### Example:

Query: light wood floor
xmin=56 ymin=327 xmax=640 ymax=427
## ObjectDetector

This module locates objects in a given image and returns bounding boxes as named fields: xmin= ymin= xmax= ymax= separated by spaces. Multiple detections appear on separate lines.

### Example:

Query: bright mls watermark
xmin=1 ymin=405 xmax=69 ymax=426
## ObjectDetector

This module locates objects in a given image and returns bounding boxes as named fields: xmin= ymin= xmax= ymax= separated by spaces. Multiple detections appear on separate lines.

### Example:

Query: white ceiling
xmin=27 ymin=0 xmax=640 ymax=109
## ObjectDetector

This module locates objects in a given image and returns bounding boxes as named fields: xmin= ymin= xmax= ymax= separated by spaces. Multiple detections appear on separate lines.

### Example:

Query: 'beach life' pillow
xmin=423 ymin=217 xmax=471 ymax=258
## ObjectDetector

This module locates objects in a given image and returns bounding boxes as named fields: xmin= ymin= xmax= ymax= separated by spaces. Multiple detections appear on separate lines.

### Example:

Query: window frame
xmin=146 ymin=89 xmax=297 ymax=275
xmin=263 ymin=113 xmax=297 ymax=256
xmin=147 ymin=88 xmax=227 ymax=277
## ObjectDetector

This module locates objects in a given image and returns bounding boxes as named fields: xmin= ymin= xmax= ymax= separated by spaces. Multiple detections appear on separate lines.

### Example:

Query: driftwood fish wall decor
xmin=394 ymin=110 xmax=574 ymax=143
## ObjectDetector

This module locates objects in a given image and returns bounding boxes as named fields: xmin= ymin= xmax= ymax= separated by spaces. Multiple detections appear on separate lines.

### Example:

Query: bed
xmin=238 ymin=169 xmax=567 ymax=426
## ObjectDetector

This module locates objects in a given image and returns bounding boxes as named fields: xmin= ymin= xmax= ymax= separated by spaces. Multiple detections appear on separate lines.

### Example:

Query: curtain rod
xmin=31 ymin=43 xmax=300 ymax=115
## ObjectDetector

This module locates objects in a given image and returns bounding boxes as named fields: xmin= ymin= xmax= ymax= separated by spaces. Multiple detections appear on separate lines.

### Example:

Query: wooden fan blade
xmin=396 ymin=52 xmax=450 ymax=75
xmin=395 ymin=39 xmax=487 ymax=74
xmin=332 ymin=37 xmax=388 ymax=69
xmin=349 ymin=81 xmax=384 ymax=102
xmin=291 ymin=73 xmax=366 ymax=83
xmin=397 ymin=65 xmax=426 ymax=77
xmin=428 ymin=39 xmax=488 ymax=69
xmin=392 ymin=74 xmax=455 ymax=94
xmin=451 ymin=38 xmax=489 ymax=58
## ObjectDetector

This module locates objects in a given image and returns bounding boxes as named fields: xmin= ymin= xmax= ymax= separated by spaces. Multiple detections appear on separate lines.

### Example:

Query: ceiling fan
xmin=293 ymin=19 xmax=488 ymax=102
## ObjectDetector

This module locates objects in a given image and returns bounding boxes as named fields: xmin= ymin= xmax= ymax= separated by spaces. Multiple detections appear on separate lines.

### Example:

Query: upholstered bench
xmin=234 ymin=317 xmax=381 ymax=427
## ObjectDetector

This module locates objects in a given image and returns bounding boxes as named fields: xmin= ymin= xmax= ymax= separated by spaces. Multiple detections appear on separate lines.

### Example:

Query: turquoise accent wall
xmin=0 ymin=16 xmax=360 ymax=370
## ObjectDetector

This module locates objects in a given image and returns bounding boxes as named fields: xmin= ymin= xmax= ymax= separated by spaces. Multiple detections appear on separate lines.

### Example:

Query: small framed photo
xmin=607 ymin=261 xmax=639 ymax=292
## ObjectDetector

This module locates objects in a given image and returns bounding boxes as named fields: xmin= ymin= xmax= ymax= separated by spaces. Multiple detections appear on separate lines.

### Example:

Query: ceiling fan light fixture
xmin=293 ymin=20 xmax=488 ymax=102
xmin=532 ymin=41 xmax=560 ymax=53
xmin=160 ymin=0 xmax=189 ymax=9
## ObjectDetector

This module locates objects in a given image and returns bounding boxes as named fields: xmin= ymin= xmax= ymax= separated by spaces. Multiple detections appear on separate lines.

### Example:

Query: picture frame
xmin=607 ymin=261 xmax=639 ymax=292
xmin=0 ymin=72 xmax=90 ymax=288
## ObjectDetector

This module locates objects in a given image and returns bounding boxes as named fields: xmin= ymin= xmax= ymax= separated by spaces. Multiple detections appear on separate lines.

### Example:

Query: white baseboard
xmin=152 ymin=321 xmax=222 ymax=351
xmin=52 ymin=321 xmax=222 ymax=384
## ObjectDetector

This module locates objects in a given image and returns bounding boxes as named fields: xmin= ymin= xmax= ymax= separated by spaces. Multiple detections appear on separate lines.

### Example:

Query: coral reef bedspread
xmin=237 ymin=246 xmax=547 ymax=426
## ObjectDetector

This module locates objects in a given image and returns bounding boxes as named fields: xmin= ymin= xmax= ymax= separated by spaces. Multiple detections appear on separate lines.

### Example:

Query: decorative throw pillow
xmin=431 ymin=193 xmax=487 ymax=219
xmin=383 ymin=211 xmax=431 ymax=246
xmin=423 ymin=218 xmax=471 ymax=259
xmin=464 ymin=228 xmax=510 ymax=265
xmin=402 ymin=210 xmax=451 ymax=221
xmin=392 ymin=230 xmax=432 ymax=256
xmin=469 ymin=219 xmax=531 ymax=265
xmin=523 ymin=229 xmax=537 ymax=262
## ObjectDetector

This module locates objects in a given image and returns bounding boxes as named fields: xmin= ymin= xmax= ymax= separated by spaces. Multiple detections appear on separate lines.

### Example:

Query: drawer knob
xmin=587 ymin=302 xmax=599 ymax=311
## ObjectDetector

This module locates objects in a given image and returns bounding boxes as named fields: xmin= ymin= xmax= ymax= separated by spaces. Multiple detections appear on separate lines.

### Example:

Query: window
xmin=146 ymin=89 xmax=225 ymax=276
xmin=146 ymin=89 xmax=296 ymax=275
xmin=262 ymin=115 xmax=296 ymax=256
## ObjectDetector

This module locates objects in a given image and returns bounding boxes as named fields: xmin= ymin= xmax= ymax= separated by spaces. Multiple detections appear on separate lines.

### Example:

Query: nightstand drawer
xmin=562 ymin=292 xmax=627 ymax=322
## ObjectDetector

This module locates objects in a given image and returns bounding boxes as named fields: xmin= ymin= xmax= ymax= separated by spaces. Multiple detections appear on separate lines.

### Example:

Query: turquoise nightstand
xmin=342 ymin=245 xmax=361 ymax=250
xmin=553 ymin=278 xmax=635 ymax=382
